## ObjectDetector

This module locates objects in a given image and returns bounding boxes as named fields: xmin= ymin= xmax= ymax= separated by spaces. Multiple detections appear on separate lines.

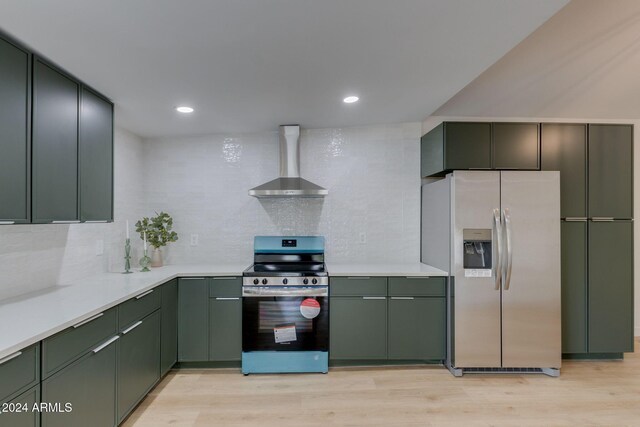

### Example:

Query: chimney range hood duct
xmin=249 ymin=125 xmax=328 ymax=198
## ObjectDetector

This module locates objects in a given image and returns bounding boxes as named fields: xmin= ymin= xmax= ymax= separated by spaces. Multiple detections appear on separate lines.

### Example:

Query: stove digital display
xmin=282 ymin=239 xmax=297 ymax=247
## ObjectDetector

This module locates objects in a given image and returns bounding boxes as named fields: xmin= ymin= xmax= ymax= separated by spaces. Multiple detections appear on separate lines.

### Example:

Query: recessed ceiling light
xmin=175 ymin=106 xmax=194 ymax=113
xmin=343 ymin=96 xmax=359 ymax=104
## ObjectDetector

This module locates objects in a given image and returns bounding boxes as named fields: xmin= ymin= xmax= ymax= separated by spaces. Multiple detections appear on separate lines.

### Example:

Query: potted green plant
xmin=135 ymin=211 xmax=179 ymax=267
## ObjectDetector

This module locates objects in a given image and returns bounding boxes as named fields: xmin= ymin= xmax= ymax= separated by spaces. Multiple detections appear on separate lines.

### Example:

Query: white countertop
xmin=326 ymin=263 xmax=448 ymax=277
xmin=0 ymin=262 xmax=447 ymax=360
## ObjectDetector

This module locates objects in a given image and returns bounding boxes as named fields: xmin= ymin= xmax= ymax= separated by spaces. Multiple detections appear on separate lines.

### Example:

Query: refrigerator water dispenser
xmin=463 ymin=229 xmax=492 ymax=277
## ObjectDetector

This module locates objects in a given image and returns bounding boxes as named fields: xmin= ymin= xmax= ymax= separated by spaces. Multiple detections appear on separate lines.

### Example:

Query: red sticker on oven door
xmin=300 ymin=298 xmax=321 ymax=319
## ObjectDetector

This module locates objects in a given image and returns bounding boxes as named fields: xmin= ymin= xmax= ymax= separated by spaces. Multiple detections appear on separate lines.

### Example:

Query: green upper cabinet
xmin=588 ymin=221 xmax=634 ymax=353
xmin=541 ymin=124 xmax=587 ymax=218
xmin=32 ymin=58 xmax=79 ymax=223
xmin=492 ymin=123 xmax=539 ymax=170
xmin=0 ymin=36 xmax=30 ymax=224
xmin=79 ymin=87 xmax=113 ymax=222
xmin=588 ymin=124 xmax=633 ymax=219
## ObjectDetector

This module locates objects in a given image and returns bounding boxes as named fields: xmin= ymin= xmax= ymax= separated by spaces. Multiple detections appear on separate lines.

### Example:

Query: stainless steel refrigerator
xmin=422 ymin=171 xmax=561 ymax=376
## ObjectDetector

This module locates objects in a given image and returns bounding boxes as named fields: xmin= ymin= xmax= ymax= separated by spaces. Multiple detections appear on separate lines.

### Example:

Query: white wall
xmin=0 ymin=128 xmax=145 ymax=300
xmin=142 ymin=122 xmax=422 ymax=266
xmin=424 ymin=115 xmax=640 ymax=337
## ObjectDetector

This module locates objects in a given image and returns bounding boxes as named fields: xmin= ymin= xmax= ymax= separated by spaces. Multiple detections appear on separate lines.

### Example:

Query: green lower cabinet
xmin=178 ymin=278 xmax=209 ymax=361
xmin=117 ymin=310 xmax=161 ymax=422
xmin=160 ymin=280 xmax=178 ymax=376
xmin=209 ymin=298 xmax=242 ymax=361
xmin=41 ymin=336 xmax=117 ymax=427
xmin=588 ymin=221 xmax=634 ymax=353
xmin=561 ymin=221 xmax=588 ymax=354
xmin=330 ymin=297 xmax=387 ymax=360
xmin=0 ymin=385 xmax=39 ymax=427
xmin=388 ymin=297 xmax=445 ymax=360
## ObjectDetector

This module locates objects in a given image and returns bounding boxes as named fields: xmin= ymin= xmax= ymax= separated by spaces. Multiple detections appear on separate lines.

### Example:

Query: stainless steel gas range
xmin=241 ymin=236 xmax=329 ymax=374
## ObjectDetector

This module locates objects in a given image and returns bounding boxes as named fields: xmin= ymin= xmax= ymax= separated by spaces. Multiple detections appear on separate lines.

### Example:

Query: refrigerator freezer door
xmin=452 ymin=171 xmax=502 ymax=368
xmin=500 ymin=171 xmax=561 ymax=368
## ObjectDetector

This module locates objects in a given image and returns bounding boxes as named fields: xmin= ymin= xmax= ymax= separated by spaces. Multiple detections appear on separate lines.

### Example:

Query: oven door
xmin=242 ymin=286 xmax=329 ymax=352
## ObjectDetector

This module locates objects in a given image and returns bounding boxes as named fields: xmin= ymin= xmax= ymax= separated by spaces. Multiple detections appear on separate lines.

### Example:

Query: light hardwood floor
xmin=123 ymin=339 xmax=640 ymax=427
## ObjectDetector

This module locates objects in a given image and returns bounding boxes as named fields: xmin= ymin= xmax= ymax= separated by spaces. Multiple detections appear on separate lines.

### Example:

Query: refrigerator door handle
xmin=493 ymin=208 xmax=502 ymax=290
xmin=502 ymin=208 xmax=513 ymax=290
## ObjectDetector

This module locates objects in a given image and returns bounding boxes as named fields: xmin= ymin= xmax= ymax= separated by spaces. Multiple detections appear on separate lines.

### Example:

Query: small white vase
xmin=150 ymin=247 xmax=163 ymax=267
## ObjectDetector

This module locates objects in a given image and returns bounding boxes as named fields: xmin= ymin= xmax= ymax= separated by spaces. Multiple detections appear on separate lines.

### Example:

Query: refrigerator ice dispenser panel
xmin=463 ymin=229 xmax=492 ymax=277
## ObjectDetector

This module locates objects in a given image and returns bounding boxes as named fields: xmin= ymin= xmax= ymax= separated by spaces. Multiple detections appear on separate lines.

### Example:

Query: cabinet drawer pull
xmin=564 ymin=217 xmax=587 ymax=222
xmin=362 ymin=296 xmax=386 ymax=300
xmin=591 ymin=217 xmax=614 ymax=222
xmin=84 ymin=220 xmax=108 ymax=223
xmin=405 ymin=276 xmax=429 ymax=279
xmin=212 ymin=277 xmax=237 ymax=280
xmin=73 ymin=312 xmax=104 ymax=328
xmin=391 ymin=297 xmax=415 ymax=300
xmin=347 ymin=277 xmax=371 ymax=280
xmin=51 ymin=220 xmax=81 ymax=224
xmin=0 ymin=351 xmax=22 ymax=365
xmin=92 ymin=336 xmax=119 ymax=354
xmin=121 ymin=320 xmax=143 ymax=335
xmin=0 ymin=221 xmax=15 ymax=225
xmin=468 ymin=168 xmax=492 ymax=170
xmin=181 ymin=277 xmax=205 ymax=280
xmin=215 ymin=297 xmax=240 ymax=300
xmin=135 ymin=289 xmax=154 ymax=299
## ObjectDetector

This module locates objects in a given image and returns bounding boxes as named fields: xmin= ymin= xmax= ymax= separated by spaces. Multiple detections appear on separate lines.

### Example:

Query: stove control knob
xmin=283 ymin=278 xmax=288 ymax=285
xmin=253 ymin=279 xmax=259 ymax=285
xmin=312 ymin=278 xmax=318 ymax=285
xmin=262 ymin=279 xmax=268 ymax=285
xmin=303 ymin=278 xmax=309 ymax=285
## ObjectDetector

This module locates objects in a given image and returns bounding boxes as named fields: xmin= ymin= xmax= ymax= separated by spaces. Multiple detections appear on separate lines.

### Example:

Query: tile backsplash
xmin=0 ymin=122 xmax=421 ymax=299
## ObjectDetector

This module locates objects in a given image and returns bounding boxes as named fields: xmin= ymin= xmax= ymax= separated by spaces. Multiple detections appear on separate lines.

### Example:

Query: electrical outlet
xmin=95 ymin=239 xmax=104 ymax=256
xmin=190 ymin=234 xmax=199 ymax=246
xmin=359 ymin=232 xmax=366 ymax=244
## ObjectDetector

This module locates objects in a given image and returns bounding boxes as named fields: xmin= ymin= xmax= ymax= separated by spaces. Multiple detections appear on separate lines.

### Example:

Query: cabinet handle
xmin=135 ymin=289 xmax=154 ymax=299
xmin=212 ymin=277 xmax=237 ymax=280
xmin=181 ymin=277 xmax=205 ymax=280
xmin=215 ymin=297 xmax=240 ymax=300
xmin=0 ymin=351 xmax=22 ymax=365
xmin=347 ymin=277 xmax=371 ymax=280
xmin=362 ymin=296 xmax=386 ymax=300
xmin=405 ymin=276 xmax=428 ymax=279
xmin=564 ymin=217 xmax=587 ymax=222
xmin=84 ymin=220 xmax=108 ymax=223
xmin=391 ymin=297 xmax=415 ymax=300
xmin=92 ymin=336 xmax=119 ymax=354
xmin=468 ymin=168 xmax=492 ymax=170
xmin=121 ymin=320 xmax=143 ymax=335
xmin=51 ymin=220 xmax=81 ymax=224
xmin=73 ymin=312 xmax=104 ymax=328
xmin=0 ymin=221 xmax=15 ymax=225
xmin=591 ymin=217 xmax=614 ymax=222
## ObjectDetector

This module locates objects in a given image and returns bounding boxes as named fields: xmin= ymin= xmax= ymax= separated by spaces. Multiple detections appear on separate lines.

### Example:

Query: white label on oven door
xmin=464 ymin=269 xmax=492 ymax=278
xmin=300 ymin=298 xmax=321 ymax=319
xmin=274 ymin=324 xmax=297 ymax=343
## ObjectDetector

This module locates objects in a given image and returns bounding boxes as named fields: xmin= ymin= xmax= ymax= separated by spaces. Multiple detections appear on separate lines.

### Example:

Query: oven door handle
xmin=242 ymin=286 xmax=328 ymax=297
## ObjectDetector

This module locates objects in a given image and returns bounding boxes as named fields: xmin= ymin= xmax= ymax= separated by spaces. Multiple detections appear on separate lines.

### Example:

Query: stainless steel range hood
xmin=249 ymin=125 xmax=328 ymax=198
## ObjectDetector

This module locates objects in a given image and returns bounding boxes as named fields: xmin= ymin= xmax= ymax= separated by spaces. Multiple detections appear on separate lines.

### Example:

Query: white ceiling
xmin=435 ymin=0 xmax=640 ymax=119
xmin=0 ymin=0 xmax=567 ymax=138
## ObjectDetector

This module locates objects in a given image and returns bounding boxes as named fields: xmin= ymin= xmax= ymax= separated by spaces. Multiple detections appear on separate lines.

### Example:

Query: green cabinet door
xmin=209 ymin=298 xmax=242 ymax=361
xmin=79 ymin=87 xmax=113 ymax=222
xmin=560 ymin=221 xmax=587 ymax=353
xmin=493 ymin=123 xmax=539 ymax=170
xmin=178 ymin=278 xmax=209 ymax=361
xmin=541 ymin=124 xmax=587 ymax=218
xmin=388 ymin=297 xmax=445 ymax=360
xmin=1 ymin=386 xmax=39 ymax=427
xmin=330 ymin=297 xmax=387 ymax=360
xmin=588 ymin=124 xmax=633 ymax=219
xmin=117 ymin=310 xmax=160 ymax=422
xmin=444 ymin=122 xmax=492 ymax=171
xmin=32 ymin=59 xmax=79 ymax=223
xmin=161 ymin=280 xmax=178 ymax=375
xmin=588 ymin=221 xmax=634 ymax=353
xmin=0 ymin=37 xmax=30 ymax=223
xmin=41 ymin=335 xmax=117 ymax=427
